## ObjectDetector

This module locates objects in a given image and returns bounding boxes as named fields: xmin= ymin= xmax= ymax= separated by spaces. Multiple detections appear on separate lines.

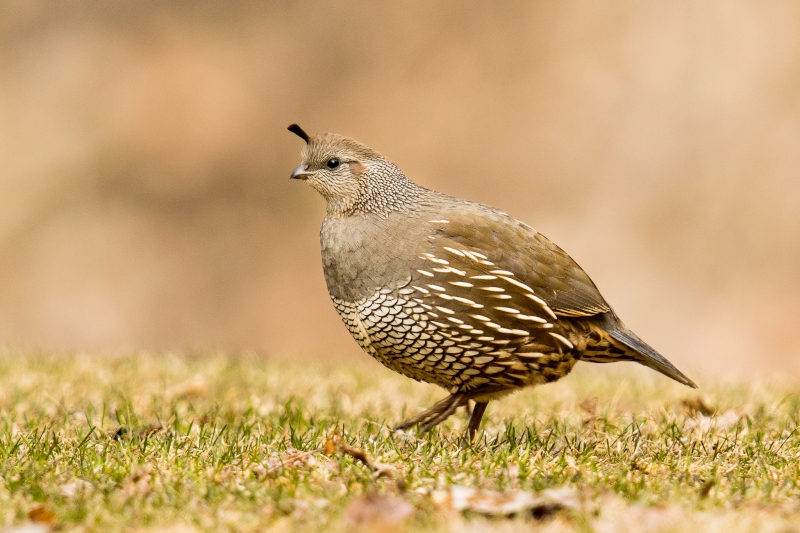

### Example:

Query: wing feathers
xmin=434 ymin=204 xmax=611 ymax=319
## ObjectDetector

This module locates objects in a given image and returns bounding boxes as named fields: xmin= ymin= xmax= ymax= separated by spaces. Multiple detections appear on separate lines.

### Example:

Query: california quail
xmin=287 ymin=124 xmax=696 ymax=442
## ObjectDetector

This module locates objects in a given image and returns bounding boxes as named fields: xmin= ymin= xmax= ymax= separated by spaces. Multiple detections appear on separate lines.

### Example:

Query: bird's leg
xmin=467 ymin=401 xmax=489 ymax=444
xmin=420 ymin=395 xmax=468 ymax=431
xmin=394 ymin=393 xmax=466 ymax=432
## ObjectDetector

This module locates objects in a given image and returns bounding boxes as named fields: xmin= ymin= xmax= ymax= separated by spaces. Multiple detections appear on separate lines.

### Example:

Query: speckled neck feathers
xmin=347 ymin=160 xmax=425 ymax=218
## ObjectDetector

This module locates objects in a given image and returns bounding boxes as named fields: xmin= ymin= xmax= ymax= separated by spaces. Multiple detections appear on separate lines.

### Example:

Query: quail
xmin=287 ymin=124 xmax=696 ymax=442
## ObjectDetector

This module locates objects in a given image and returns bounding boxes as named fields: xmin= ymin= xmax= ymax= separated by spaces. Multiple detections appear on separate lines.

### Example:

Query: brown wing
xmin=399 ymin=239 xmax=577 ymax=391
xmin=429 ymin=204 xmax=612 ymax=319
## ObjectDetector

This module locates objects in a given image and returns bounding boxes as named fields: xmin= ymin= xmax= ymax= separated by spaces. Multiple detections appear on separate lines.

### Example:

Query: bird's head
xmin=287 ymin=124 xmax=416 ymax=217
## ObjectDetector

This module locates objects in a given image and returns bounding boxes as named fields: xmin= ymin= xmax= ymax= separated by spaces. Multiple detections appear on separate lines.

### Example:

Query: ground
xmin=0 ymin=351 xmax=798 ymax=532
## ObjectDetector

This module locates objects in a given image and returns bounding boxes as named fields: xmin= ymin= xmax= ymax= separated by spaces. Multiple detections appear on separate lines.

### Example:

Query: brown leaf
xmin=681 ymin=397 xmax=715 ymax=416
xmin=344 ymin=494 xmax=414 ymax=529
xmin=698 ymin=479 xmax=714 ymax=499
xmin=579 ymin=397 xmax=599 ymax=417
xmin=28 ymin=505 xmax=56 ymax=524
xmin=325 ymin=433 xmax=365 ymax=465
xmin=432 ymin=485 xmax=579 ymax=519
xmin=112 ymin=423 xmax=163 ymax=440
xmin=166 ymin=375 xmax=208 ymax=399
xmin=579 ymin=397 xmax=600 ymax=427
xmin=326 ymin=433 xmax=398 ymax=481
xmin=323 ymin=438 xmax=337 ymax=456
xmin=336 ymin=440 xmax=370 ymax=466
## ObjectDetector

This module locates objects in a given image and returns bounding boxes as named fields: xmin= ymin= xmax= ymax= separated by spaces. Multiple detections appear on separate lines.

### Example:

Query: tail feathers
xmin=606 ymin=328 xmax=697 ymax=388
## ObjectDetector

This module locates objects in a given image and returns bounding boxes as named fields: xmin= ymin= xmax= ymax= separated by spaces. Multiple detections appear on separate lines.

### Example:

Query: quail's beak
xmin=290 ymin=164 xmax=312 ymax=180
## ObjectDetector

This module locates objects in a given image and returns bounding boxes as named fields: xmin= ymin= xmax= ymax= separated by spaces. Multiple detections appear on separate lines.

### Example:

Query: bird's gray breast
xmin=320 ymin=211 xmax=429 ymax=302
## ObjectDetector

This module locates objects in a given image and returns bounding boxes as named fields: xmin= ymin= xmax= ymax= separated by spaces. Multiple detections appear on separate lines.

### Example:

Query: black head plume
xmin=288 ymin=124 xmax=310 ymax=143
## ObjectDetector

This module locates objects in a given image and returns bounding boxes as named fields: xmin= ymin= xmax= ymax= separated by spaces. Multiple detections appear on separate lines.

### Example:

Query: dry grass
xmin=1 ymin=351 xmax=799 ymax=532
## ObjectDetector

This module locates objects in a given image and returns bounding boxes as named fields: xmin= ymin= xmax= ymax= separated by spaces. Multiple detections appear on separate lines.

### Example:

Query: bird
xmin=287 ymin=123 xmax=696 ymax=443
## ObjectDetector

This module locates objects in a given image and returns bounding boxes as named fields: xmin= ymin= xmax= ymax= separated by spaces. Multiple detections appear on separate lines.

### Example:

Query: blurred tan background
xmin=1 ymin=1 xmax=798 ymax=377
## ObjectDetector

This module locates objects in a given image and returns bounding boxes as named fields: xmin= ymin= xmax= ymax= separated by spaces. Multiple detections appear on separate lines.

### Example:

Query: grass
xmin=1 ymin=350 xmax=799 ymax=532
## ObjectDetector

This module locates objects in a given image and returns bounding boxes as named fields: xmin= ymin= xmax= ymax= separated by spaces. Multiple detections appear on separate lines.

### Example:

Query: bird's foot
xmin=393 ymin=394 xmax=490 ymax=445
xmin=393 ymin=393 xmax=468 ymax=434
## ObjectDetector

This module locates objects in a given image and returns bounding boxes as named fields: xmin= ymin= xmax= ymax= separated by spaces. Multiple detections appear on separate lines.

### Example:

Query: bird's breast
xmin=320 ymin=213 xmax=431 ymax=302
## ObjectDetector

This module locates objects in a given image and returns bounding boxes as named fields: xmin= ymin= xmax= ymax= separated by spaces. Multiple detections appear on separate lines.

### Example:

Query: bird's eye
xmin=327 ymin=158 xmax=340 ymax=169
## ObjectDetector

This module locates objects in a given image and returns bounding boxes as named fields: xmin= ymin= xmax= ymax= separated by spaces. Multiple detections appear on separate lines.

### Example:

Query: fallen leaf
xmin=344 ymin=494 xmax=414 ymax=529
xmin=325 ymin=432 xmax=398 ymax=481
xmin=323 ymin=438 xmax=337 ymax=456
xmin=339 ymin=440 xmax=371 ymax=465
xmin=166 ymin=375 xmax=208 ymax=399
xmin=698 ymin=479 xmax=714 ymax=499
xmin=681 ymin=397 xmax=715 ymax=416
xmin=579 ymin=397 xmax=599 ymax=425
xmin=112 ymin=423 xmax=163 ymax=440
xmin=432 ymin=485 xmax=579 ymax=519
xmin=27 ymin=506 xmax=55 ymax=524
